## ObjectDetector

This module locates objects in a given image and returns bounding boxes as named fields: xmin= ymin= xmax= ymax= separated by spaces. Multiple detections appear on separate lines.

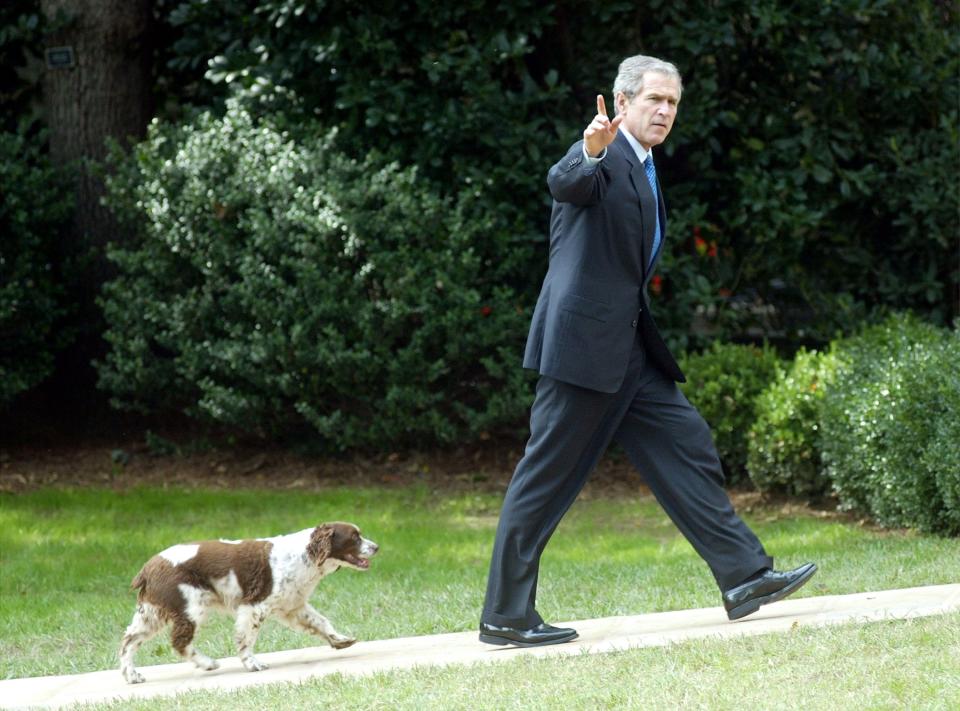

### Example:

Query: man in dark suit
xmin=479 ymin=55 xmax=816 ymax=648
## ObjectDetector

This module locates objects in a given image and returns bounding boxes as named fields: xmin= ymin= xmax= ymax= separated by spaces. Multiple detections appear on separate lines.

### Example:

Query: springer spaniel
xmin=120 ymin=522 xmax=378 ymax=684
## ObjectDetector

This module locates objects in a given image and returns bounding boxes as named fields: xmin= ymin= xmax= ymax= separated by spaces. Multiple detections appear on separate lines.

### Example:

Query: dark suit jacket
xmin=522 ymin=131 xmax=685 ymax=392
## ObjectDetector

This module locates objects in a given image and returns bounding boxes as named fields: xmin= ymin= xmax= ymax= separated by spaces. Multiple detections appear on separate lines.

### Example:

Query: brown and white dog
xmin=120 ymin=522 xmax=378 ymax=684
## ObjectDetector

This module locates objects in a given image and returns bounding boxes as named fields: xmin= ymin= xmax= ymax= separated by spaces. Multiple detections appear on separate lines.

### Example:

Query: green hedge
xmin=927 ymin=401 xmax=960 ymax=534
xmin=746 ymin=348 xmax=840 ymax=498
xmin=4 ymin=1 xmax=957 ymax=403
xmin=157 ymin=0 xmax=564 ymax=307
xmin=744 ymin=313 xmax=959 ymax=535
xmin=679 ymin=341 xmax=781 ymax=484
xmin=0 ymin=1 xmax=44 ymax=132
xmin=156 ymin=0 xmax=958 ymax=349
xmin=821 ymin=315 xmax=958 ymax=534
xmin=98 ymin=100 xmax=532 ymax=449
xmin=0 ymin=129 xmax=73 ymax=406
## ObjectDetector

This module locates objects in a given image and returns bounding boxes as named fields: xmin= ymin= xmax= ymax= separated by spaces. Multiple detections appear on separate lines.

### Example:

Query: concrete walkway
xmin=4 ymin=584 xmax=959 ymax=710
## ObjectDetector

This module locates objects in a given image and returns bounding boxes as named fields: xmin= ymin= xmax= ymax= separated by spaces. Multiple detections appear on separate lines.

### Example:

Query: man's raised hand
xmin=583 ymin=95 xmax=623 ymax=157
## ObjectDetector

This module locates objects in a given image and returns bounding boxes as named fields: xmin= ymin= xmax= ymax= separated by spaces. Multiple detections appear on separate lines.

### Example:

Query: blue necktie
xmin=644 ymin=154 xmax=661 ymax=266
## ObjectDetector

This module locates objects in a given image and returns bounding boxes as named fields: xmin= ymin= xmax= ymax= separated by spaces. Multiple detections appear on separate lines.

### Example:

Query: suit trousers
xmin=481 ymin=333 xmax=774 ymax=628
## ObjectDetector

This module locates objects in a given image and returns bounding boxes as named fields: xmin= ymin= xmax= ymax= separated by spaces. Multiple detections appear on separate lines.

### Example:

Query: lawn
xmin=77 ymin=612 xmax=960 ymax=711
xmin=2 ymin=482 xmax=958 ymax=708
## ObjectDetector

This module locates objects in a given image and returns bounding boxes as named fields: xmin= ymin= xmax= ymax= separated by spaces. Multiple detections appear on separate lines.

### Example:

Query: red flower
xmin=707 ymin=240 xmax=718 ymax=258
xmin=650 ymin=275 xmax=663 ymax=296
xmin=695 ymin=236 xmax=707 ymax=256
xmin=480 ymin=305 xmax=493 ymax=317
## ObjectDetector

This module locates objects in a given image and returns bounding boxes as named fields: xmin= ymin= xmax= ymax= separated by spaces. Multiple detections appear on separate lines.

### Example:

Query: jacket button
xmin=631 ymin=319 xmax=638 ymax=328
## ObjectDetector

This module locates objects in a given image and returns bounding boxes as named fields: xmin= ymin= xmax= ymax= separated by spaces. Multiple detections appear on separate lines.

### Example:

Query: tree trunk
xmin=41 ymin=0 xmax=153 ymax=253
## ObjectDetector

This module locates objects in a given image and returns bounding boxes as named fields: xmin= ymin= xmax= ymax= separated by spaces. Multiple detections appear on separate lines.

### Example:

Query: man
xmin=479 ymin=55 xmax=816 ymax=648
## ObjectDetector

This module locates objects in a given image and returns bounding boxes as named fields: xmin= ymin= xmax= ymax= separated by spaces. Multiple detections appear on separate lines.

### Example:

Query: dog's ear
xmin=307 ymin=524 xmax=334 ymax=564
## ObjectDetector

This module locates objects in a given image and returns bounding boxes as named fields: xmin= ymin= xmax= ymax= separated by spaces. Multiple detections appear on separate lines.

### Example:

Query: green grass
xmin=75 ymin=612 xmax=960 ymax=711
xmin=2 ymin=484 xmax=958 ymax=707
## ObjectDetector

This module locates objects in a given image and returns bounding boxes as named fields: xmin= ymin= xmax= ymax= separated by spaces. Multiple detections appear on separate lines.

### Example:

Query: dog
xmin=119 ymin=522 xmax=378 ymax=684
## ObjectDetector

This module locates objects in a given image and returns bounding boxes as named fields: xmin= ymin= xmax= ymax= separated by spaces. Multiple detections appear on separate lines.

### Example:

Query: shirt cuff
xmin=582 ymin=146 xmax=606 ymax=165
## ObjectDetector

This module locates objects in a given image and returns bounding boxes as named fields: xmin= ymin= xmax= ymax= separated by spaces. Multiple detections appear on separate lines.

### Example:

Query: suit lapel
xmin=614 ymin=133 xmax=658 ymax=277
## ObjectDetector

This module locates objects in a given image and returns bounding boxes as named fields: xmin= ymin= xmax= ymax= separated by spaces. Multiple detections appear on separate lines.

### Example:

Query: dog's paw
xmin=330 ymin=635 xmax=357 ymax=650
xmin=194 ymin=655 xmax=220 ymax=672
xmin=123 ymin=669 xmax=146 ymax=684
xmin=243 ymin=656 xmax=268 ymax=672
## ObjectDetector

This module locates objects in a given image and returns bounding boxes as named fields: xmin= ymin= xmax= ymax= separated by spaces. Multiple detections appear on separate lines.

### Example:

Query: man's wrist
xmin=582 ymin=145 xmax=607 ymax=165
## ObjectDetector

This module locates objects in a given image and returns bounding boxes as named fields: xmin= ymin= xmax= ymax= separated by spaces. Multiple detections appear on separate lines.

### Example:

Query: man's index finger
xmin=597 ymin=94 xmax=607 ymax=118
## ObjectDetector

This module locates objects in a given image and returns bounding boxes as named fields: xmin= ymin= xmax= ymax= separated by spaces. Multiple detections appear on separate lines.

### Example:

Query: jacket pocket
xmin=559 ymin=293 xmax=611 ymax=323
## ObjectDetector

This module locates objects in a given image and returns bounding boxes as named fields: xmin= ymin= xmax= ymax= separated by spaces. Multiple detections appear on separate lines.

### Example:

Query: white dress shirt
xmin=582 ymin=127 xmax=651 ymax=165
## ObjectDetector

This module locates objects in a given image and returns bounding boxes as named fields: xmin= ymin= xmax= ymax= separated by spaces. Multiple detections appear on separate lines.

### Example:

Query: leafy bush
xmin=679 ymin=341 xmax=781 ymax=484
xmin=157 ymin=0 xmax=567 ymax=299
xmin=0 ymin=0 xmax=44 ymax=132
xmin=746 ymin=348 xmax=840 ymax=497
xmin=98 ymin=100 xmax=533 ymax=449
xmin=927 ymin=398 xmax=960 ymax=535
xmin=821 ymin=314 xmax=958 ymax=534
xmin=0 ymin=129 xmax=74 ymax=406
xmin=155 ymin=0 xmax=958 ymax=348
xmin=648 ymin=0 xmax=959 ymax=339
xmin=745 ymin=312 xmax=960 ymax=534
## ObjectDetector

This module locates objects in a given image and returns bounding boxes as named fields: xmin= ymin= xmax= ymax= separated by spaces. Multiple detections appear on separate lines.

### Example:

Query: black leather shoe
xmin=479 ymin=622 xmax=578 ymax=647
xmin=723 ymin=563 xmax=817 ymax=620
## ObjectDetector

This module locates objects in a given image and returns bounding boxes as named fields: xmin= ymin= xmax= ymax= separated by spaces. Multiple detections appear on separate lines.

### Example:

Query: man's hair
xmin=612 ymin=55 xmax=683 ymax=110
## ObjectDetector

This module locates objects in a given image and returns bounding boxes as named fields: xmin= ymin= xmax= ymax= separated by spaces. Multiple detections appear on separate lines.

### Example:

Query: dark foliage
xmin=99 ymin=102 xmax=533 ymax=449
xmin=679 ymin=341 xmax=781 ymax=484
xmin=154 ymin=0 xmax=959 ymax=348
xmin=0 ymin=130 xmax=74 ymax=405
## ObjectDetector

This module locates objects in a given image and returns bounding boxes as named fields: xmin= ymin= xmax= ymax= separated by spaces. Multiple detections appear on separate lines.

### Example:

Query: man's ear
xmin=615 ymin=91 xmax=628 ymax=117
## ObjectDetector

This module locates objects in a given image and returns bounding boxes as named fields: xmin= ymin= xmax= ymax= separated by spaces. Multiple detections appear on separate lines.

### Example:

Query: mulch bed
xmin=0 ymin=437 xmax=857 ymax=528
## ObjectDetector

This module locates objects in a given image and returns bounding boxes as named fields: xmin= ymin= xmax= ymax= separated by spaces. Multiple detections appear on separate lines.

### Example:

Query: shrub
xmin=927 ymin=394 xmax=960 ymax=535
xmin=98 ymin=100 xmax=532 ymax=450
xmin=0 ymin=129 xmax=74 ymax=406
xmin=158 ymin=0 xmax=567 ymax=302
xmin=821 ymin=314 xmax=958 ymax=534
xmin=679 ymin=341 xmax=781 ymax=484
xmin=0 ymin=1 xmax=44 ymax=132
xmin=155 ymin=0 xmax=958 ymax=347
xmin=746 ymin=348 xmax=840 ymax=497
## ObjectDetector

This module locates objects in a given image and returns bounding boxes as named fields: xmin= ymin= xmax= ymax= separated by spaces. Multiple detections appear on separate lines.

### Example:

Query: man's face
xmin=616 ymin=72 xmax=681 ymax=150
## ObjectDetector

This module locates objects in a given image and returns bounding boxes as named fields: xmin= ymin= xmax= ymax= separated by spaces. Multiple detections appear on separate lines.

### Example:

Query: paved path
xmin=4 ymin=584 xmax=959 ymax=710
